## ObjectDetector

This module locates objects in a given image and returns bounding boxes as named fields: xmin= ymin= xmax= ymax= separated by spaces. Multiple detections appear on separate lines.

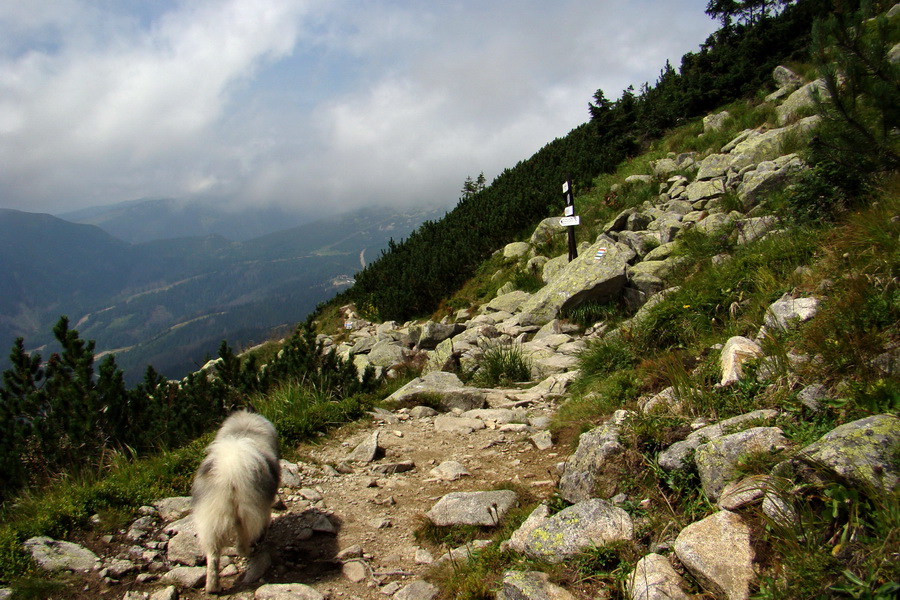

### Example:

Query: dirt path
xmin=235 ymin=400 xmax=565 ymax=599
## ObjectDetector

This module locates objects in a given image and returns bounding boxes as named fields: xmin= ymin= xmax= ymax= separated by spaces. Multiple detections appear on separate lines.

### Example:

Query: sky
xmin=0 ymin=1 xmax=719 ymax=216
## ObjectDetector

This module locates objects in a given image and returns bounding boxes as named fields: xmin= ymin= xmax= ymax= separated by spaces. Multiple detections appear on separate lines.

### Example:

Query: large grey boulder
xmin=730 ymin=115 xmax=821 ymax=163
xmin=531 ymin=217 xmax=568 ymax=246
xmin=504 ymin=241 xmax=532 ymax=259
xmin=626 ymin=553 xmax=691 ymax=600
xmin=674 ymin=511 xmax=755 ymax=600
xmin=416 ymin=321 xmax=464 ymax=350
xmin=558 ymin=420 xmax=626 ymax=503
xmin=776 ymin=79 xmax=826 ymax=125
xmin=763 ymin=293 xmax=819 ymax=332
xmin=23 ymin=537 xmax=100 ymax=573
xmin=497 ymin=570 xmax=577 ymax=600
xmin=366 ymin=339 xmax=407 ymax=367
xmin=789 ymin=414 xmax=900 ymax=494
xmin=518 ymin=237 xmax=632 ymax=326
xmin=736 ymin=154 xmax=807 ymax=209
xmin=425 ymin=490 xmax=519 ymax=526
xmin=703 ymin=111 xmax=731 ymax=134
xmin=695 ymin=427 xmax=791 ymax=501
xmin=486 ymin=290 xmax=532 ymax=315
xmin=386 ymin=371 xmax=486 ymax=411
xmin=685 ymin=179 xmax=726 ymax=203
xmin=517 ymin=499 xmax=633 ymax=563
xmin=659 ymin=409 xmax=780 ymax=473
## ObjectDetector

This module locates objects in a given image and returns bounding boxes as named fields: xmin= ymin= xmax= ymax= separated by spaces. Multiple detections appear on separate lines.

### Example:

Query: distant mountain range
xmin=0 ymin=201 xmax=445 ymax=384
xmin=59 ymin=197 xmax=325 ymax=243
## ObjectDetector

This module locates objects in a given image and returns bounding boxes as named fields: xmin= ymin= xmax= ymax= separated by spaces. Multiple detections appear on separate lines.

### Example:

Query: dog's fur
xmin=192 ymin=411 xmax=280 ymax=593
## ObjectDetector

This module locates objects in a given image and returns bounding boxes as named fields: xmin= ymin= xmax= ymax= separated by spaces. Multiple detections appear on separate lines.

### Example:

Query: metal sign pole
xmin=563 ymin=178 xmax=577 ymax=261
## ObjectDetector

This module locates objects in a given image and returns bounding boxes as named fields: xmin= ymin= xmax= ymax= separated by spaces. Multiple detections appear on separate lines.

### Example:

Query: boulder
xmin=387 ymin=372 xmax=486 ymax=411
xmin=685 ymin=179 xmax=726 ymax=203
xmin=518 ymin=237 xmax=632 ymax=325
xmin=504 ymin=241 xmax=531 ymax=259
xmin=790 ymin=414 xmax=900 ymax=494
xmin=658 ymin=409 xmax=780 ymax=472
xmin=23 ymin=537 xmax=100 ymax=573
xmin=763 ymin=293 xmax=819 ymax=332
xmin=497 ymin=570 xmax=577 ymax=600
xmin=254 ymin=583 xmax=326 ymax=600
xmin=425 ymin=490 xmax=518 ymax=526
xmin=486 ymin=290 xmax=532 ymax=314
xmin=695 ymin=427 xmax=791 ymax=501
xmin=736 ymin=154 xmax=806 ymax=208
xmin=776 ymin=79 xmax=826 ymax=125
xmin=366 ymin=340 xmax=406 ymax=367
xmin=627 ymin=553 xmax=691 ymax=600
xmin=347 ymin=431 xmax=381 ymax=463
xmin=674 ymin=511 xmax=755 ymax=600
xmin=416 ymin=321 xmax=464 ymax=350
xmin=720 ymin=336 xmax=764 ymax=385
xmin=517 ymin=499 xmax=633 ymax=563
xmin=703 ymin=110 xmax=731 ymax=134
xmin=393 ymin=580 xmax=439 ymax=600
xmin=558 ymin=420 xmax=626 ymax=503
xmin=730 ymin=116 xmax=821 ymax=163
xmin=530 ymin=217 xmax=568 ymax=246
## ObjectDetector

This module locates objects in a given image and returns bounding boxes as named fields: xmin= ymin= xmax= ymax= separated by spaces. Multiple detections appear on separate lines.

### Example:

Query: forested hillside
xmin=340 ymin=0 xmax=841 ymax=322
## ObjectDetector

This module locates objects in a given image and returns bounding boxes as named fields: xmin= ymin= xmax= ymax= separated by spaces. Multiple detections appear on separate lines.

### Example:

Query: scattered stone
xmin=392 ymin=580 xmax=439 ymax=600
xmin=255 ymin=583 xmax=325 ymax=600
xmin=429 ymin=460 xmax=471 ymax=481
xmin=348 ymin=431 xmax=382 ymax=463
xmin=160 ymin=566 xmax=207 ymax=589
xmin=342 ymin=560 xmax=370 ymax=583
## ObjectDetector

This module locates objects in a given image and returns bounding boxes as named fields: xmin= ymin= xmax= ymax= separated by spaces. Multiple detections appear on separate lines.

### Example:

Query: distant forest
xmin=337 ymin=0 xmax=855 ymax=322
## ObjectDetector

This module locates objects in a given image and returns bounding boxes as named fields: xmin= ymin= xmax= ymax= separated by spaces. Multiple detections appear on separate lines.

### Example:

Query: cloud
xmin=0 ymin=0 xmax=717 ymax=215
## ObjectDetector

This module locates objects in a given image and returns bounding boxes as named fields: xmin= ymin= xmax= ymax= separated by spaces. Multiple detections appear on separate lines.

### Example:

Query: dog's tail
xmin=193 ymin=437 xmax=279 ymax=556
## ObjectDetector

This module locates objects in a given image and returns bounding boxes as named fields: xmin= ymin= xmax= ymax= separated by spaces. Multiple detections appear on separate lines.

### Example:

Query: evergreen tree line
xmin=0 ymin=317 xmax=378 ymax=502
xmin=340 ymin=0 xmax=856 ymax=323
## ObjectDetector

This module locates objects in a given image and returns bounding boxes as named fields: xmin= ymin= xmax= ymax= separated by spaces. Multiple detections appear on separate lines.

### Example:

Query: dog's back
xmin=192 ymin=411 xmax=280 ymax=592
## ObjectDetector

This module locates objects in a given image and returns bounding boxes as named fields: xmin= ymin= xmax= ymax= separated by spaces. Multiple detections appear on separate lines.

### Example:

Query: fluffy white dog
xmin=192 ymin=411 xmax=280 ymax=593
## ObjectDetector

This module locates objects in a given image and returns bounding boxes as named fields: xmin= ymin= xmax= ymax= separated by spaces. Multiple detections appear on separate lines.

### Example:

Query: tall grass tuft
xmin=469 ymin=343 xmax=532 ymax=388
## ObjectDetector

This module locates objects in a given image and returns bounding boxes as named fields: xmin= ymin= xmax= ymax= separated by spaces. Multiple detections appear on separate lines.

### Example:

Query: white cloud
xmin=0 ymin=0 xmax=718 ymax=214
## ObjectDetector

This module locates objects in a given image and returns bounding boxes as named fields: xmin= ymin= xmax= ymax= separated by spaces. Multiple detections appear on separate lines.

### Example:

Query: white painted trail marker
xmin=595 ymin=248 xmax=607 ymax=260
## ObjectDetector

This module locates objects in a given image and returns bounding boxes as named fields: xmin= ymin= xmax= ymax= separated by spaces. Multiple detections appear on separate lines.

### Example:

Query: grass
xmin=467 ymin=342 xmax=532 ymax=388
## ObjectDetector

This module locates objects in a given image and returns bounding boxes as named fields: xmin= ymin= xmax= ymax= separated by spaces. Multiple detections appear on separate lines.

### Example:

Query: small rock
xmin=392 ymin=580 xmax=439 ymax=600
xmin=342 ymin=560 xmax=370 ymax=583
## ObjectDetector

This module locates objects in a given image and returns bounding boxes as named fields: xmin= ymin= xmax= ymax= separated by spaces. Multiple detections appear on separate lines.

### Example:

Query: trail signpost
xmin=562 ymin=178 xmax=578 ymax=261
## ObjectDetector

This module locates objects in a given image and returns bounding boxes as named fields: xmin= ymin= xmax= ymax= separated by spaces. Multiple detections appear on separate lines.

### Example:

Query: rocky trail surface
xmin=27 ymin=376 xmax=572 ymax=600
